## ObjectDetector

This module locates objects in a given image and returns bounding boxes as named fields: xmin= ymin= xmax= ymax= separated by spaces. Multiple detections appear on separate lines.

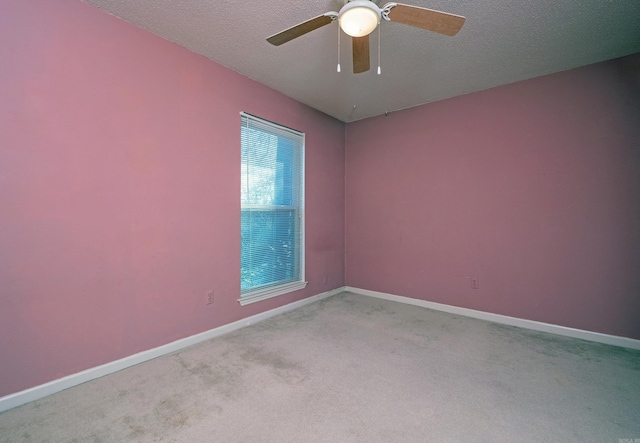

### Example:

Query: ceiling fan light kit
xmin=267 ymin=1 xmax=465 ymax=74
xmin=339 ymin=0 xmax=381 ymax=37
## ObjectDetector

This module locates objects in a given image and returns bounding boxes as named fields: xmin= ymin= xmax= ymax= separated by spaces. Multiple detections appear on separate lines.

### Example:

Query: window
xmin=240 ymin=112 xmax=306 ymax=305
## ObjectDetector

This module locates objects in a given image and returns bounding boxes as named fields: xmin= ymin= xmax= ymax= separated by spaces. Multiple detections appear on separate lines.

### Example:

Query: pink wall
xmin=346 ymin=54 xmax=640 ymax=340
xmin=0 ymin=0 xmax=345 ymax=397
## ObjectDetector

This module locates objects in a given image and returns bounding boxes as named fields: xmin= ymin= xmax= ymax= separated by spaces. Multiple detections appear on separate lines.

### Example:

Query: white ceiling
xmin=83 ymin=0 xmax=640 ymax=122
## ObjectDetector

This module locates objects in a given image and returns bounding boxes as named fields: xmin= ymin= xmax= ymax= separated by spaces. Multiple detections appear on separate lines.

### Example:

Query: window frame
xmin=239 ymin=112 xmax=307 ymax=306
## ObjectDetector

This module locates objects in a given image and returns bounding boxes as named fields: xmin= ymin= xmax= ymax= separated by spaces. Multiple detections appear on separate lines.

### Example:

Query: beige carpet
xmin=1 ymin=292 xmax=639 ymax=442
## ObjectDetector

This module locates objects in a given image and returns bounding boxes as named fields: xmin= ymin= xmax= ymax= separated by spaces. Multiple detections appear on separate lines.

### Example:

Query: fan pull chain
xmin=337 ymin=24 xmax=341 ymax=73
xmin=377 ymin=23 xmax=381 ymax=75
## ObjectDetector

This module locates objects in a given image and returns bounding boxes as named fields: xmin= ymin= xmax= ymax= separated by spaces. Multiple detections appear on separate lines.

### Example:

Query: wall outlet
xmin=206 ymin=290 xmax=215 ymax=305
xmin=323 ymin=274 xmax=328 ymax=285
xmin=470 ymin=278 xmax=479 ymax=289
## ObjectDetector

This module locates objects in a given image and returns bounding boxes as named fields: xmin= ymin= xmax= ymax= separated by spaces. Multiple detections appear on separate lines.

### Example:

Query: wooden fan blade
xmin=267 ymin=14 xmax=335 ymax=46
xmin=387 ymin=3 xmax=465 ymax=36
xmin=352 ymin=36 xmax=370 ymax=74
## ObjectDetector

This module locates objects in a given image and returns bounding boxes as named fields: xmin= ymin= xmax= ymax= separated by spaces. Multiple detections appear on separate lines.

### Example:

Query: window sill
xmin=238 ymin=280 xmax=308 ymax=306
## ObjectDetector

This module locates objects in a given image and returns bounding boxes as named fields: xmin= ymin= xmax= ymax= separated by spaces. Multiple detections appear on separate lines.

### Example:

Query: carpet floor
xmin=1 ymin=291 xmax=639 ymax=442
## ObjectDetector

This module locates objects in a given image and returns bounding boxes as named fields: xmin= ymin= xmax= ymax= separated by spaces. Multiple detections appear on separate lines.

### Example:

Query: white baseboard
xmin=0 ymin=287 xmax=343 ymax=413
xmin=345 ymin=286 xmax=640 ymax=351
xmin=4 ymin=285 xmax=637 ymax=413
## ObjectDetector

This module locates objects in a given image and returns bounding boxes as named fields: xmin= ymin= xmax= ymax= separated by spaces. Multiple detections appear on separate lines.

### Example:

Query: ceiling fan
xmin=266 ymin=0 xmax=465 ymax=74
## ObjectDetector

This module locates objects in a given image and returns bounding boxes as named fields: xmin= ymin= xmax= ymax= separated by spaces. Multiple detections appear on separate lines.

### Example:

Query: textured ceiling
xmin=83 ymin=0 xmax=640 ymax=122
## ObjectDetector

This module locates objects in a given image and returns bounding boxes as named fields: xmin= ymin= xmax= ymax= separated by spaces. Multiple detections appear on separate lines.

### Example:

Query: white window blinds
xmin=240 ymin=113 xmax=306 ymax=304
